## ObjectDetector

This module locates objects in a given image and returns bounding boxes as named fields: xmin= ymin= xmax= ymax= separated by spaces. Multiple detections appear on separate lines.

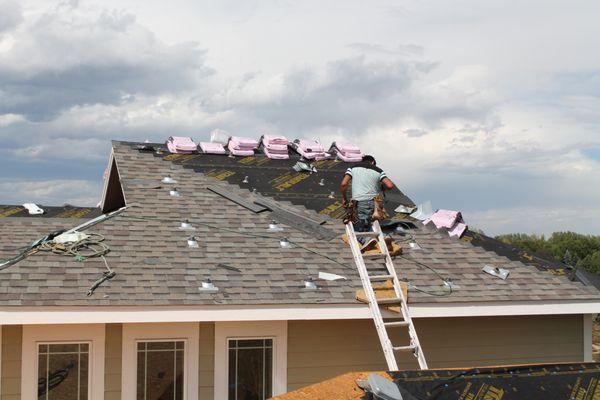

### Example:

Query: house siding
xmin=105 ymin=324 xmax=122 ymax=400
xmin=1 ymin=325 xmax=22 ymax=400
xmin=287 ymin=315 xmax=583 ymax=391
xmin=199 ymin=322 xmax=215 ymax=400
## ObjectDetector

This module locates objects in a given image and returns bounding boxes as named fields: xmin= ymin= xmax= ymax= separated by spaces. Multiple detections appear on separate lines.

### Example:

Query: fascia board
xmin=1 ymin=301 xmax=600 ymax=325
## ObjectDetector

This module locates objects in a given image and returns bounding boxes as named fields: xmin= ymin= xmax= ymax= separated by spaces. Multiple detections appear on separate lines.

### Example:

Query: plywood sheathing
xmin=271 ymin=371 xmax=391 ymax=400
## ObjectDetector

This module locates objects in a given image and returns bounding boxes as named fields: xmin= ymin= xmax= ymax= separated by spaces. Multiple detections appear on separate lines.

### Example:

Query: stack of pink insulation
xmin=330 ymin=142 xmax=363 ymax=162
xmin=261 ymin=135 xmax=289 ymax=159
xmin=198 ymin=142 xmax=226 ymax=154
xmin=166 ymin=136 xmax=198 ymax=154
xmin=291 ymin=139 xmax=330 ymax=160
xmin=228 ymin=136 xmax=259 ymax=156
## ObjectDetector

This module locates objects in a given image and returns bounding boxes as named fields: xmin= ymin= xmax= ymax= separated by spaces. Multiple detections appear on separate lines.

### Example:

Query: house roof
xmin=273 ymin=363 xmax=600 ymax=400
xmin=0 ymin=140 xmax=598 ymax=307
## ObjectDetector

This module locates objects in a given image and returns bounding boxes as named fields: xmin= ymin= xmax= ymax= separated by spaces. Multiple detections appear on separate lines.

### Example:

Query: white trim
xmin=214 ymin=321 xmax=287 ymax=398
xmin=583 ymin=314 xmax=593 ymax=362
xmin=1 ymin=301 xmax=600 ymax=325
xmin=121 ymin=323 xmax=199 ymax=400
xmin=21 ymin=324 xmax=105 ymax=400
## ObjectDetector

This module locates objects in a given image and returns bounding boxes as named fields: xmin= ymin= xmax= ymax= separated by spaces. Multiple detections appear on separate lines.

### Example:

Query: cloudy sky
xmin=0 ymin=0 xmax=598 ymax=236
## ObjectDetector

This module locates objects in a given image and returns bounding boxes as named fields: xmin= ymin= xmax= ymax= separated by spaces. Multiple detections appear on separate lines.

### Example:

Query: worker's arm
xmin=340 ymin=174 xmax=352 ymax=207
xmin=381 ymin=177 xmax=395 ymax=191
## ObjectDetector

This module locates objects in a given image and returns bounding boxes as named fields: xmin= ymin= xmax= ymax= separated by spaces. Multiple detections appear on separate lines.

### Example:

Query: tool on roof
xmin=483 ymin=265 xmax=509 ymax=280
xmin=166 ymin=136 xmax=198 ymax=154
xmin=345 ymin=219 xmax=428 ymax=370
xmin=23 ymin=203 xmax=44 ymax=215
xmin=261 ymin=134 xmax=290 ymax=160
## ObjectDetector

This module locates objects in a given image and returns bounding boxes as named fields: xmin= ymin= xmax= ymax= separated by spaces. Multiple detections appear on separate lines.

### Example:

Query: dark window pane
xmin=38 ymin=353 xmax=47 ymax=400
xmin=146 ymin=342 xmax=176 ymax=351
xmin=136 ymin=352 xmax=145 ymax=400
xmin=236 ymin=340 xmax=267 ymax=349
xmin=39 ymin=344 xmax=48 ymax=353
xmin=48 ymin=343 xmax=80 ymax=353
xmin=264 ymin=347 xmax=273 ymax=398
xmin=80 ymin=343 xmax=89 ymax=353
xmin=136 ymin=341 xmax=184 ymax=400
xmin=228 ymin=340 xmax=237 ymax=350
xmin=46 ymin=352 xmax=83 ymax=400
xmin=79 ymin=353 xmax=89 ymax=400
xmin=228 ymin=348 xmax=236 ymax=400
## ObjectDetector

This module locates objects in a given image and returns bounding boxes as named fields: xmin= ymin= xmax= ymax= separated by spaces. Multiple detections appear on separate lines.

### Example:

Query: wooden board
xmin=356 ymin=280 xmax=408 ymax=314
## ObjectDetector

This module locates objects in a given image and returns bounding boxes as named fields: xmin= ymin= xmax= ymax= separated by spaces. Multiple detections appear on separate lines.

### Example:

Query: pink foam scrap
xmin=428 ymin=209 xmax=462 ymax=229
xmin=314 ymin=152 xmax=331 ymax=161
xmin=448 ymin=222 xmax=468 ymax=238
xmin=199 ymin=142 xmax=226 ymax=154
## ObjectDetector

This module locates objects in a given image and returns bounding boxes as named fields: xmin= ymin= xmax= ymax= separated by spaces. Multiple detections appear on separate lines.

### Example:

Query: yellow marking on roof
xmin=314 ymin=159 xmax=340 ymax=169
xmin=0 ymin=207 xmax=22 ymax=218
xmin=461 ymin=235 xmax=474 ymax=243
xmin=319 ymin=202 xmax=346 ymax=219
xmin=204 ymin=169 xmax=236 ymax=181
xmin=238 ymin=156 xmax=257 ymax=165
xmin=55 ymin=208 xmax=93 ymax=218
xmin=273 ymin=172 xmax=312 ymax=191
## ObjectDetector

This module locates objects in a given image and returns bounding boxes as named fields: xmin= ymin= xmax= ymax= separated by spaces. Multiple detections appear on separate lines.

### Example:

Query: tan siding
xmin=287 ymin=315 xmax=583 ymax=391
xmin=105 ymin=324 xmax=122 ymax=400
xmin=199 ymin=322 xmax=215 ymax=400
xmin=1 ymin=325 xmax=22 ymax=400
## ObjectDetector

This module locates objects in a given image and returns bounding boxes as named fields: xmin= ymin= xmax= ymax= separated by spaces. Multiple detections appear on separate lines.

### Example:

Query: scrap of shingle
xmin=0 ymin=140 xmax=598 ymax=307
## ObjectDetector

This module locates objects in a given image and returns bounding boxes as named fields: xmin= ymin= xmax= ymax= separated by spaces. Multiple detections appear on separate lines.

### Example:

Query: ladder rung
xmin=363 ymin=252 xmax=388 ymax=259
xmin=376 ymin=297 xmax=403 ymax=305
xmin=393 ymin=345 xmax=416 ymax=352
xmin=355 ymin=231 xmax=379 ymax=237
xmin=369 ymin=274 xmax=393 ymax=281
xmin=384 ymin=321 xmax=409 ymax=328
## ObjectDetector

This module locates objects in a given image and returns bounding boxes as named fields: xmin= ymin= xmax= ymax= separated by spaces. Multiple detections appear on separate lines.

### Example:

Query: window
xmin=214 ymin=321 xmax=287 ymax=398
xmin=21 ymin=325 xmax=105 ymax=400
xmin=37 ymin=343 xmax=89 ymax=400
xmin=228 ymin=339 xmax=273 ymax=400
xmin=136 ymin=341 xmax=185 ymax=400
xmin=122 ymin=323 xmax=199 ymax=400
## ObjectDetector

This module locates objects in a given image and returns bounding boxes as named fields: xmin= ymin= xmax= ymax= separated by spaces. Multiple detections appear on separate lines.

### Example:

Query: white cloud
xmin=0 ymin=179 xmax=102 ymax=206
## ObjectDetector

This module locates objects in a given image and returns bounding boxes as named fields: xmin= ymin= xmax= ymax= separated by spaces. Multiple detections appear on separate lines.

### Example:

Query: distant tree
xmin=578 ymin=251 xmax=600 ymax=275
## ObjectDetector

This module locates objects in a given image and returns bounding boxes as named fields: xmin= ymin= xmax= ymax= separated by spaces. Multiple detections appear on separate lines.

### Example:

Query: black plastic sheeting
xmin=390 ymin=363 xmax=600 ymax=400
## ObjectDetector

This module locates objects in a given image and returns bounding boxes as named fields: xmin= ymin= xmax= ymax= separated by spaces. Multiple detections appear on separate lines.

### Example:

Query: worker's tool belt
xmin=343 ymin=200 xmax=358 ymax=224
xmin=372 ymin=194 xmax=389 ymax=221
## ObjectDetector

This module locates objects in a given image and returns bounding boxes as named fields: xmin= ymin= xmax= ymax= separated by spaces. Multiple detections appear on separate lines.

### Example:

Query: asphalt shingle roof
xmin=0 ymin=140 xmax=598 ymax=307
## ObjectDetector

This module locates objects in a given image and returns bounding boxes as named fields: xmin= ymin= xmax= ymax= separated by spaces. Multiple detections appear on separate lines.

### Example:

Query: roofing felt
xmin=0 ymin=140 xmax=598 ymax=307
xmin=273 ymin=363 xmax=600 ymax=400
xmin=0 ymin=204 xmax=102 ymax=219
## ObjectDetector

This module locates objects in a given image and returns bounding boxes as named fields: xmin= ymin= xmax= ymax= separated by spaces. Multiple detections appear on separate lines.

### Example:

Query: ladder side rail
xmin=372 ymin=221 xmax=429 ymax=370
xmin=345 ymin=222 xmax=399 ymax=371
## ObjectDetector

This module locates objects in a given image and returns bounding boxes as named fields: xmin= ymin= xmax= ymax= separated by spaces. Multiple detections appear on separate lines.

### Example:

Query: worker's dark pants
xmin=355 ymin=199 xmax=375 ymax=245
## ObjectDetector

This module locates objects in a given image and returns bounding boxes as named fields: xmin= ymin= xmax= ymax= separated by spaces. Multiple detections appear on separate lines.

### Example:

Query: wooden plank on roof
xmin=207 ymin=185 xmax=268 ymax=213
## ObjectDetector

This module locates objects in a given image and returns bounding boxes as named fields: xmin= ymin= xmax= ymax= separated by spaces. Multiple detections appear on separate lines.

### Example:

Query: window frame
xmin=135 ymin=339 xmax=187 ymax=400
xmin=214 ymin=321 xmax=287 ymax=398
xmin=21 ymin=324 xmax=105 ymax=400
xmin=36 ymin=341 xmax=91 ymax=400
xmin=122 ymin=323 xmax=199 ymax=400
xmin=226 ymin=336 xmax=275 ymax=400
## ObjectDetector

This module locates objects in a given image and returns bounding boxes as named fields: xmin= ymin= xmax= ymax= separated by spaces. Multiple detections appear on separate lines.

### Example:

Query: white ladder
xmin=345 ymin=220 xmax=428 ymax=370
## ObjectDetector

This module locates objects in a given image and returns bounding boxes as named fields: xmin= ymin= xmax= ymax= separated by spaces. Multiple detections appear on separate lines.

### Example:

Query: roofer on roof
xmin=340 ymin=155 xmax=395 ymax=244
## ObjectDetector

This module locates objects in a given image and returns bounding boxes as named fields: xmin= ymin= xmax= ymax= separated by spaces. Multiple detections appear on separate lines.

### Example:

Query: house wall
xmin=105 ymin=324 xmax=122 ymax=400
xmin=287 ymin=315 xmax=583 ymax=391
xmin=1 ymin=325 xmax=22 ymax=400
xmin=199 ymin=322 xmax=215 ymax=400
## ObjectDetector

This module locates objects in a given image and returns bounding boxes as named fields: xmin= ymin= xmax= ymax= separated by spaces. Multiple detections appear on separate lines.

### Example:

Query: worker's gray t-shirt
xmin=345 ymin=163 xmax=387 ymax=201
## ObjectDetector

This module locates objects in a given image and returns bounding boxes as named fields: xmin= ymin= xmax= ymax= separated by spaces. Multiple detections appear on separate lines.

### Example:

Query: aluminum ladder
xmin=345 ymin=220 xmax=428 ymax=370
